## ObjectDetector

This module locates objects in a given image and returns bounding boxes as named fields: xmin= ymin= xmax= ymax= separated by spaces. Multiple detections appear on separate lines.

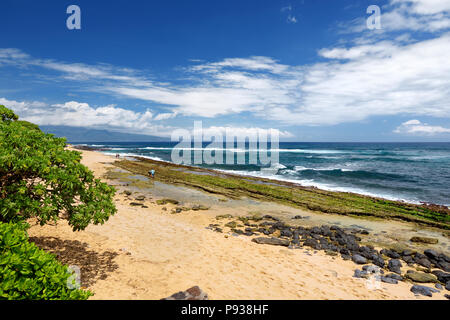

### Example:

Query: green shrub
xmin=0 ymin=105 xmax=117 ymax=231
xmin=0 ymin=222 xmax=92 ymax=300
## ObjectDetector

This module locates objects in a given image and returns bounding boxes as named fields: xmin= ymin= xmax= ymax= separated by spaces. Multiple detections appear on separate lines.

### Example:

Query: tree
xmin=0 ymin=106 xmax=117 ymax=231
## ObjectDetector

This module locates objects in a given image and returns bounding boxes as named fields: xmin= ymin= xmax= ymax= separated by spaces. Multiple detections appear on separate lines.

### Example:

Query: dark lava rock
xmin=303 ymin=238 xmax=320 ymax=250
xmin=416 ymin=257 xmax=432 ymax=269
xmin=281 ymin=228 xmax=293 ymax=237
xmin=252 ymin=237 xmax=290 ymax=247
xmin=123 ymin=190 xmax=132 ymax=196
xmin=341 ymin=254 xmax=351 ymax=261
xmin=386 ymin=273 xmax=403 ymax=281
xmin=436 ymin=261 xmax=450 ymax=272
xmin=446 ymin=281 xmax=450 ymax=291
xmin=134 ymin=195 xmax=145 ymax=201
xmin=388 ymin=259 xmax=402 ymax=274
xmin=402 ymin=249 xmax=414 ymax=256
xmin=340 ymin=248 xmax=350 ymax=255
xmin=292 ymin=215 xmax=303 ymax=219
xmin=354 ymin=269 xmax=368 ymax=279
xmin=381 ymin=249 xmax=401 ymax=259
xmin=381 ymin=276 xmax=398 ymax=284
xmin=410 ymin=284 xmax=438 ymax=297
xmin=162 ymin=286 xmax=208 ymax=300
xmin=435 ymin=283 xmax=443 ymax=290
xmin=352 ymin=254 xmax=367 ymax=265
xmin=372 ymin=256 xmax=386 ymax=268
xmin=424 ymin=249 xmax=440 ymax=260
xmin=362 ymin=265 xmax=380 ymax=274
xmin=445 ymin=294 xmax=450 ymax=300
xmin=292 ymin=231 xmax=300 ymax=245
xmin=129 ymin=202 xmax=144 ymax=206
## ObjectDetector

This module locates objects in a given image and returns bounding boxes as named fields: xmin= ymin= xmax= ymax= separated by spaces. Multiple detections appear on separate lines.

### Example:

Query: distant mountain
xmin=40 ymin=126 xmax=168 ymax=143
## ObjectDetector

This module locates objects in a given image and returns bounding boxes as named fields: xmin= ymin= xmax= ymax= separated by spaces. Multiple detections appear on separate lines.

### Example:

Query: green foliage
xmin=0 ymin=222 xmax=92 ymax=300
xmin=0 ymin=106 xmax=117 ymax=231
xmin=0 ymin=105 xmax=19 ymax=122
xmin=15 ymin=120 xmax=41 ymax=132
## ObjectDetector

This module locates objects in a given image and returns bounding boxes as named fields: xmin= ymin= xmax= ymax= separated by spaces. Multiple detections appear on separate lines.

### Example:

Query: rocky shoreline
xmin=206 ymin=214 xmax=450 ymax=298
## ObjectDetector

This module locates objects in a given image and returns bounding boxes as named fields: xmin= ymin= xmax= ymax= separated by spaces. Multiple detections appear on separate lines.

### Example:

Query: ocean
xmin=77 ymin=142 xmax=450 ymax=207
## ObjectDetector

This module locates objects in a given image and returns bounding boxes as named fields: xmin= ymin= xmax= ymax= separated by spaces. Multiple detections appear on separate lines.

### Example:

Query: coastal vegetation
xmin=113 ymin=157 xmax=450 ymax=230
xmin=0 ymin=105 xmax=117 ymax=300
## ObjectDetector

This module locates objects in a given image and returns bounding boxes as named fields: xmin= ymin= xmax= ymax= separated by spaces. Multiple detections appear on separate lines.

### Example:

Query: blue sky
xmin=1 ymin=0 xmax=450 ymax=141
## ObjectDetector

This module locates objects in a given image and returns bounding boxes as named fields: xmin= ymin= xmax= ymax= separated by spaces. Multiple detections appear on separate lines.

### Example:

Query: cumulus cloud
xmin=394 ymin=119 xmax=450 ymax=135
xmin=0 ymin=97 xmax=171 ymax=136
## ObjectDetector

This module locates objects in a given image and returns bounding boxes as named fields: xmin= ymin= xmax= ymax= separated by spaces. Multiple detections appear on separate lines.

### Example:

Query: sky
xmin=0 ymin=0 xmax=450 ymax=142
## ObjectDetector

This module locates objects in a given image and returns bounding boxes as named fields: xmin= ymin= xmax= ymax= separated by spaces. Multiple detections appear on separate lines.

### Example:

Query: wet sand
xmin=27 ymin=149 xmax=449 ymax=300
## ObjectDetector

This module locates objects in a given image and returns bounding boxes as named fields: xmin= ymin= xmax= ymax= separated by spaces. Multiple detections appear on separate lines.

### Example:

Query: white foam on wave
xmin=293 ymin=166 xmax=353 ymax=172
xmin=216 ymin=168 xmax=422 ymax=205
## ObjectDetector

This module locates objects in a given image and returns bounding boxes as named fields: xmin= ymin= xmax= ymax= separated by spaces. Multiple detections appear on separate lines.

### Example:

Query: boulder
xmin=161 ymin=286 xmax=208 ymax=300
xmin=381 ymin=276 xmax=398 ymax=284
xmin=410 ymin=284 xmax=439 ymax=297
xmin=388 ymin=259 xmax=402 ymax=274
xmin=352 ymin=254 xmax=367 ymax=265
xmin=252 ymin=237 xmax=290 ymax=247
xmin=405 ymin=270 xmax=437 ymax=283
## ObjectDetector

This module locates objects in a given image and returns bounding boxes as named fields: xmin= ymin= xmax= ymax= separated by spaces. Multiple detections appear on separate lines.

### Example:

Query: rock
xmin=162 ymin=207 xmax=167 ymax=211
xmin=372 ymin=255 xmax=386 ymax=268
xmin=405 ymin=270 xmax=437 ymax=283
xmin=134 ymin=195 xmax=145 ymax=201
xmin=381 ymin=249 xmax=401 ymax=259
xmin=303 ymin=238 xmax=320 ymax=250
xmin=435 ymin=283 xmax=443 ymax=290
xmin=341 ymin=254 xmax=351 ymax=261
xmin=386 ymin=273 xmax=403 ymax=281
xmin=191 ymin=204 xmax=209 ymax=211
xmin=129 ymin=202 xmax=144 ymax=206
xmin=424 ymin=249 xmax=439 ymax=259
xmin=292 ymin=215 xmax=303 ymax=219
xmin=388 ymin=259 xmax=402 ymax=274
xmin=416 ymin=257 xmax=432 ymax=269
xmin=402 ymin=249 xmax=414 ymax=256
xmin=381 ymin=276 xmax=398 ymax=284
xmin=352 ymin=254 xmax=367 ymax=265
xmin=410 ymin=236 xmax=438 ymax=244
xmin=161 ymin=286 xmax=208 ymax=300
xmin=281 ymin=228 xmax=293 ymax=238
xmin=431 ymin=271 xmax=450 ymax=284
xmin=362 ymin=265 xmax=380 ymax=274
xmin=446 ymin=281 xmax=450 ymax=291
xmin=445 ymin=294 xmax=450 ymax=300
xmin=410 ymin=285 xmax=436 ymax=297
xmin=252 ymin=237 xmax=290 ymax=247
xmin=123 ymin=190 xmax=132 ymax=196
xmin=156 ymin=199 xmax=179 ymax=205
xmin=354 ymin=269 xmax=369 ymax=279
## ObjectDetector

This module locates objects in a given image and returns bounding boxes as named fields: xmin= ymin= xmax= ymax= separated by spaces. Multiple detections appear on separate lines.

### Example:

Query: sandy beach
xmin=26 ymin=149 xmax=449 ymax=300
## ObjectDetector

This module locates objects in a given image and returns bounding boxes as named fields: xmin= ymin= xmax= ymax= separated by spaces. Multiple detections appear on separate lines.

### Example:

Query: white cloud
xmin=200 ymin=126 xmax=293 ymax=139
xmin=394 ymin=119 xmax=450 ymax=135
xmin=0 ymin=97 xmax=172 ymax=136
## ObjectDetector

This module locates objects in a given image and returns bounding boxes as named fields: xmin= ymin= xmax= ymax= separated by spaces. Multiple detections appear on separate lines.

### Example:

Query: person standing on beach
xmin=149 ymin=169 xmax=155 ymax=178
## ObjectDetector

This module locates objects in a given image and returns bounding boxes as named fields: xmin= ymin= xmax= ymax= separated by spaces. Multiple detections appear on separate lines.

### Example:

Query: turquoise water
xmin=78 ymin=142 xmax=450 ymax=206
